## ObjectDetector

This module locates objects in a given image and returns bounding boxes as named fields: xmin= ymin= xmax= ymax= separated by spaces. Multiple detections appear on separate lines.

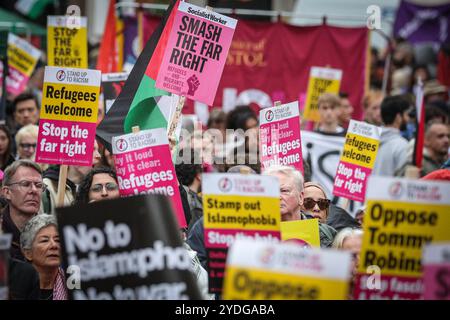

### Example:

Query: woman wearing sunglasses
xmin=75 ymin=167 xmax=120 ymax=204
xmin=302 ymin=182 xmax=331 ymax=223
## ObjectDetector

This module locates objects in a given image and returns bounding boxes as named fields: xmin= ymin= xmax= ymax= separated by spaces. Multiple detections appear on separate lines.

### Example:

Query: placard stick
xmin=341 ymin=198 xmax=350 ymax=211
xmin=56 ymin=165 xmax=68 ymax=207
xmin=132 ymin=126 xmax=140 ymax=134
xmin=274 ymin=101 xmax=281 ymax=107
xmin=167 ymin=95 xmax=186 ymax=140
xmin=405 ymin=165 xmax=420 ymax=179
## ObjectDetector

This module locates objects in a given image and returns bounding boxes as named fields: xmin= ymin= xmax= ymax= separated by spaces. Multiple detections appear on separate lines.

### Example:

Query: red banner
xmin=130 ymin=18 xmax=369 ymax=120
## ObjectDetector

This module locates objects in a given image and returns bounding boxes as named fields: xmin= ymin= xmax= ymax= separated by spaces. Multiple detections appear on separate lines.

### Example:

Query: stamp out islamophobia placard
xmin=56 ymin=195 xmax=201 ymax=300
xmin=35 ymin=66 xmax=100 ymax=166
xmin=354 ymin=176 xmax=450 ymax=300
xmin=223 ymin=239 xmax=351 ymax=300
xmin=259 ymin=101 xmax=303 ymax=172
xmin=4 ymin=33 xmax=41 ymax=96
xmin=112 ymin=128 xmax=187 ymax=229
xmin=202 ymin=173 xmax=281 ymax=293
xmin=155 ymin=2 xmax=237 ymax=105
xmin=332 ymin=120 xmax=381 ymax=202
xmin=422 ymin=242 xmax=450 ymax=300
xmin=47 ymin=16 xmax=88 ymax=68
xmin=303 ymin=66 xmax=342 ymax=122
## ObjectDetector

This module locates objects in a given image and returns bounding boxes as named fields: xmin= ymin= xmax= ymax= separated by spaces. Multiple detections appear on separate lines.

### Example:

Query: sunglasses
xmin=20 ymin=143 xmax=37 ymax=149
xmin=303 ymin=198 xmax=330 ymax=210
xmin=90 ymin=183 xmax=119 ymax=193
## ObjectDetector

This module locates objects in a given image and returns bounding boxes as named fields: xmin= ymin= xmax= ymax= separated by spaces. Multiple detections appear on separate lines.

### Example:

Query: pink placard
xmin=332 ymin=161 xmax=371 ymax=202
xmin=205 ymin=228 xmax=281 ymax=249
xmin=5 ymin=65 xmax=30 ymax=96
xmin=259 ymin=102 xmax=303 ymax=173
xmin=332 ymin=120 xmax=381 ymax=202
xmin=112 ymin=129 xmax=187 ymax=228
xmin=35 ymin=119 xmax=96 ymax=166
xmin=354 ymin=274 xmax=423 ymax=300
xmin=155 ymin=2 xmax=237 ymax=105
xmin=423 ymin=264 xmax=450 ymax=300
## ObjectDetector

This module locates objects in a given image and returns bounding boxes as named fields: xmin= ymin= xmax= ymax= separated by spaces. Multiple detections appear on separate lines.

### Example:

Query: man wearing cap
xmin=424 ymin=80 xmax=448 ymax=104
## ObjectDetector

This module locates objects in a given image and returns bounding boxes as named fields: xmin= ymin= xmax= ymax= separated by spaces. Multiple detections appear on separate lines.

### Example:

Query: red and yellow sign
xmin=203 ymin=173 xmax=281 ymax=293
xmin=223 ymin=240 xmax=351 ymax=299
xmin=354 ymin=176 xmax=450 ymax=300
xmin=35 ymin=66 xmax=100 ymax=166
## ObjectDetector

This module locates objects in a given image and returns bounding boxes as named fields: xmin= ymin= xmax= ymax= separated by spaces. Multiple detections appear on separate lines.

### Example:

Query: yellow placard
xmin=223 ymin=267 xmax=349 ymax=300
xmin=303 ymin=76 xmax=341 ymax=122
xmin=281 ymin=219 xmax=320 ymax=247
xmin=7 ymin=44 xmax=38 ymax=76
xmin=40 ymin=82 xmax=99 ymax=123
xmin=358 ymin=200 xmax=450 ymax=278
xmin=203 ymin=195 xmax=281 ymax=231
xmin=47 ymin=26 xmax=88 ymax=68
xmin=341 ymin=133 xmax=380 ymax=168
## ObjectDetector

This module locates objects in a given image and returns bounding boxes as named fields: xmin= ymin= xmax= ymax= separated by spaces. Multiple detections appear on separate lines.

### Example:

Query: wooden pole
xmin=405 ymin=165 xmax=420 ymax=179
xmin=56 ymin=165 xmax=68 ymax=208
xmin=167 ymin=95 xmax=186 ymax=140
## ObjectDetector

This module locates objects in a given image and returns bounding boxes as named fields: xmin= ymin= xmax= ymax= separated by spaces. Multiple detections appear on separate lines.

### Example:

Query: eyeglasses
xmin=7 ymin=180 xmax=47 ymax=192
xmin=19 ymin=143 xmax=37 ymax=150
xmin=90 ymin=183 xmax=119 ymax=193
xmin=303 ymin=198 xmax=330 ymax=210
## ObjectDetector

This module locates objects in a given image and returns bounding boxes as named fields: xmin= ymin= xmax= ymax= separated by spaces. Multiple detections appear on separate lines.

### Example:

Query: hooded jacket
xmin=372 ymin=127 xmax=408 ymax=176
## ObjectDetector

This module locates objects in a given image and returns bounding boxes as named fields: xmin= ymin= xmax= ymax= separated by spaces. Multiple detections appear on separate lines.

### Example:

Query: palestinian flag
xmin=15 ymin=0 xmax=53 ymax=19
xmin=96 ymin=0 xmax=180 ymax=151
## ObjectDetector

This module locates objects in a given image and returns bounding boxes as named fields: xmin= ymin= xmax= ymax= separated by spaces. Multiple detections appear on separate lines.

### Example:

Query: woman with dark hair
xmin=75 ymin=166 xmax=119 ymax=204
xmin=0 ymin=125 xmax=15 ymax=171
xmin=225 ymin=105 xmax=258 ymax=131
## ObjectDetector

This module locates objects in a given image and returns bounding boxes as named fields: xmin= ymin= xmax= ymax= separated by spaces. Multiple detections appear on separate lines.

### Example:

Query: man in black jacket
xmin=1 ymin=160 xmax=44 ymax=261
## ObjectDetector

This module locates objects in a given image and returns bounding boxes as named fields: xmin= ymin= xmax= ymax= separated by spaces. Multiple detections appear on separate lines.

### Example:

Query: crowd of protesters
xmin=0 ymin=33 xmax=449 ymax=300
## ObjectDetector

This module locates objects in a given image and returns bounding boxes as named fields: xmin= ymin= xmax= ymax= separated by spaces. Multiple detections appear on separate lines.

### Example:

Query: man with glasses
xmin=1 ymin=160 xmax=46 ymax=260
xmin=264 ymin=165 xmax=337 ymax=248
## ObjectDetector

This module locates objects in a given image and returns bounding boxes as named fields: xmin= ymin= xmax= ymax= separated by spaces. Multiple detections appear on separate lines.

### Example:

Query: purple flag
xmin=123 ymin=17 xmax=138 ymax=67
xmin=394 ymin=0 xmax=450 ymax=44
